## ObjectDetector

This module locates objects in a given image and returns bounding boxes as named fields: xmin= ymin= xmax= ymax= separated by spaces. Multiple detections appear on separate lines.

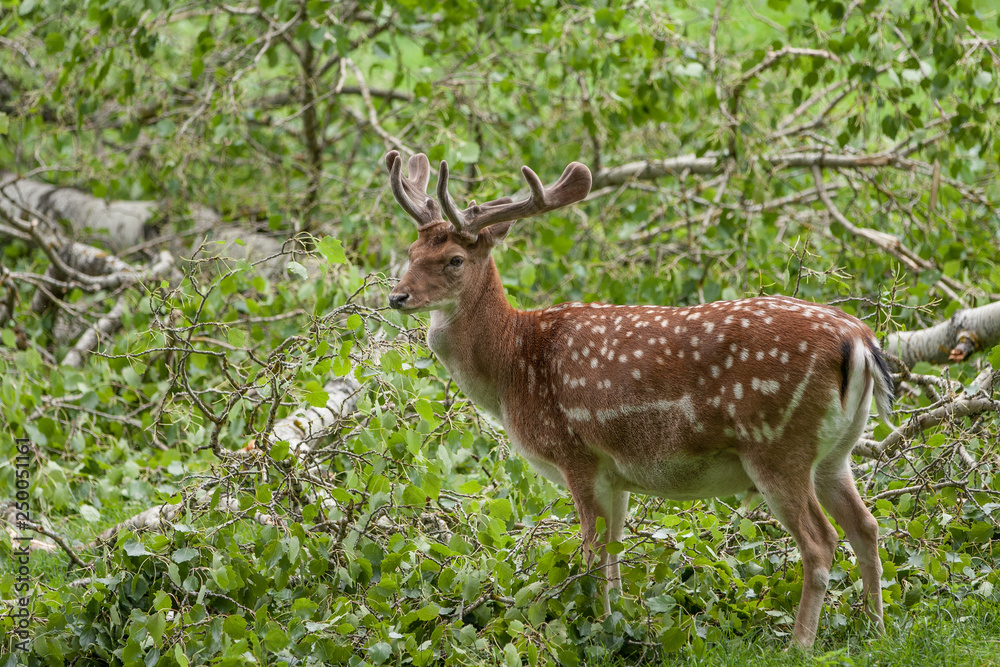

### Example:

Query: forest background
xmin=2 ymin=0 xmax=1000 ymax=665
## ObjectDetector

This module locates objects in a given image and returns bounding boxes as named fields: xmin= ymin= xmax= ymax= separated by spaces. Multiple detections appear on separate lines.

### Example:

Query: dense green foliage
xmin=2 ymin=0 xmax=1000 ymax=665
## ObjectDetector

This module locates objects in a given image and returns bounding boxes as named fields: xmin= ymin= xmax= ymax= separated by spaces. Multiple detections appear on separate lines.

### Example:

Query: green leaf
xmin=306 ymin=385 xmax=329 ymax=408
xmin=223 ymin=614 xmax=247 ymax=639
xmin=45 ymin=32 xmax=65 ymax=54
xmin=514 ymin=581 xmax=543 ymax=607
xmin=519 ymin=264 xmax=536 ymax=288
xmin=291 ymin=598 xmax=318 ymax=619
xmin=271 ymin=440 xmax=289 ymax=461
xmin=122 ymin=638 xmax=142 ymax=666
xmin=988 ymin=343 xmax=1000 ymax=370
xmin=147 ymin=611 xmax=166 ymax=645
xmin=227 ymin=328 xmax=246 ymax=347
xmin=171 ymin=548 xmax=198 ymax=564
xmin=368 ymin=641 xmax=392 ymax=665
xmin=256 ymin=483 xmax=272 ymax=503
xmin=457 ymin=141 xmax=480 ymax=164
xmin=648 ymin=593 xmax=677 ymax=612
xmin=263 ymin=627 xmax=289 ymax=651
xmin=0 ymin=112 xmax=8 ymax=136
xmin=286 ymin=261 xmax=308 ymax=279
xmin=153 ymin=591 xmax=172 ymax=611
xmin=123 ymin=540 xmax=148 ymax=557
xmin=414 ymin=603 xmax=439 ymax=621
xmin=121 ymin=366 xmax=142 ymax=388
xmin=318 ymin=236 xmax=347 ymax=264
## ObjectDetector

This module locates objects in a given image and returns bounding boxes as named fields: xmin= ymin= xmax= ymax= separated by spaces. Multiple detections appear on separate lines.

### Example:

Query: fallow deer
xmin=383 ymin=150 xmax=892 ymax=648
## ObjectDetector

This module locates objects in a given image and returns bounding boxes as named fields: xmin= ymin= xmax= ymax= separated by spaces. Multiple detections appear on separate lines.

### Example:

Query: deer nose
xmin=389 ymin=293 xmax=409 ymax=310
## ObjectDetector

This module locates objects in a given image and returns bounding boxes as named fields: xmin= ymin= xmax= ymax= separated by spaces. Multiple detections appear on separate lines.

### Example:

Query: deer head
xmin=385 ymin=150 xmax=592 ymax=314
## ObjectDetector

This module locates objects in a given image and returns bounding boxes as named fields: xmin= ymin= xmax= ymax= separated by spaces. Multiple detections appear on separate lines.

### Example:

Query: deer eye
xmin=448 ymin=256 xmax=464 ymax=267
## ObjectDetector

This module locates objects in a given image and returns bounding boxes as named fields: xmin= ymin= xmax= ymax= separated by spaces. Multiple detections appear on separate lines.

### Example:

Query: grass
xmin=594 ymin=599 xmax=1000 ymax=666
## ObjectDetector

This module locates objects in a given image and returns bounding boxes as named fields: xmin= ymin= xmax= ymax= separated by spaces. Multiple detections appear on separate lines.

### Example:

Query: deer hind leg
xmin=564 ymin=462 xmax=629 ymax=616
xmin=603 ymin=485 xmax=630 ymax=605
xmin=743 ymin=457 xmax=839 ymax=649
xmin=815 ymin=461 xmax=883 ymax=631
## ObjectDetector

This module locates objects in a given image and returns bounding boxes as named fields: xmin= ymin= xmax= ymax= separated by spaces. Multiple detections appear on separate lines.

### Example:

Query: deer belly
xmin=611 ymin=451 xmax=753 ymax=500
xmin=508 ymin=436 xmax=568 ymax=486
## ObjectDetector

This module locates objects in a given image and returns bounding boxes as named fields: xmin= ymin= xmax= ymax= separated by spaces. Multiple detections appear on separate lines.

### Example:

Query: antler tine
xmin=384 ymin=150 xmax=441 ymax=228
xmin=460 ymin=161 xmax=593 ymax=236
xmin=437 ymin=160 xmax=468 ymax=234
xmin=407 ymin=153 xmax=431 ymax=193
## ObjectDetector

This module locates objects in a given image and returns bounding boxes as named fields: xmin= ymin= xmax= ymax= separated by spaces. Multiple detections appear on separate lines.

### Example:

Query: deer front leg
xmin=564 ymin=461 xmax=629 ymax=616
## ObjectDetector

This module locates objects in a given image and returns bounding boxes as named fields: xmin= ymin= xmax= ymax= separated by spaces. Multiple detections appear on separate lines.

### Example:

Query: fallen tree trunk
xmin=885 ymin=301 xmax=1000 ymax=367
xmin=0 ymin=170 xmax=287 ymax=272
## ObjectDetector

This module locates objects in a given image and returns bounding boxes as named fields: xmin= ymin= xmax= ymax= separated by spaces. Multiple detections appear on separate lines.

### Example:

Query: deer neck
xmin=427 ymin=257 xmax=524 ymax=420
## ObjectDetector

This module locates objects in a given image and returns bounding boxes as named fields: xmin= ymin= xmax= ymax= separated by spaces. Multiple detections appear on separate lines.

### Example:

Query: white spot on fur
xmin=710 ymin=365 xmax=720 ymax=378
xmin=634 ymin=350 xmax=643 ymax=358
xmin=733 ymin=382 xmax=743 ymax=399
xmin=751 ymin=378 xmax=780 ymax=395
xmin=780 ymin=351 xmax=789 ymax=363
xmin=741 ymin=319 xmax=750 ymax=328
xmin=562 ymin=406 xmax=592 ymax=422
xmin=595 ymin=394 xmax=700 ymax=428
xmin=633 ymin=369 xmax=641 ymax=379
xmin=725 ymin=355 xmax=733 ymax=369
xmin=799 ymin=341 xmax=808 ymax=352
xmin=590 ymin=358 xmax=599 ymax=369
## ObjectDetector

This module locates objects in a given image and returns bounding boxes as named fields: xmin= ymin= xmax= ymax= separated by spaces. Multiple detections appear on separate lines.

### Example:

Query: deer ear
xmin=478 ymin=221 xmax=515 ymax=248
